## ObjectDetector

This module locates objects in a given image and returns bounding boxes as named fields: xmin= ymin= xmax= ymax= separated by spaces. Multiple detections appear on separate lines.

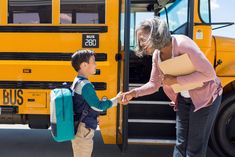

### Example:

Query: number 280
xmin=85 ymin=39 xmax=97 ymax=47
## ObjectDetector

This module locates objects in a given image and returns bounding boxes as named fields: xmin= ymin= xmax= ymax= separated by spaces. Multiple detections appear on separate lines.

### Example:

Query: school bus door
xmin=116 ymin=0 xmax=130 ymax=151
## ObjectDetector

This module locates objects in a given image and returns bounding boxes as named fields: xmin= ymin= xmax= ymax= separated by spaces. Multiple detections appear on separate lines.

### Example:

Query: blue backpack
xmin=50 ymin=81 xmax=89 ymax=142
xmin=50 ymin=88 xmax=74 ymax=142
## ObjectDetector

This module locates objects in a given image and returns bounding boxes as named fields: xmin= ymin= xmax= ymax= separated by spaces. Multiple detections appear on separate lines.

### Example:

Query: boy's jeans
xmin=173 ymin=94 xmax=222 ymax=157
xmin=72 ymin=122 xmax=95 ymax=157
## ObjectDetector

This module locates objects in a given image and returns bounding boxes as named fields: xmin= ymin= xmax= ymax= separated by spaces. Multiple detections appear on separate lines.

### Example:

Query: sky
xmin=211 ymin=0 xmax=235 ymax=38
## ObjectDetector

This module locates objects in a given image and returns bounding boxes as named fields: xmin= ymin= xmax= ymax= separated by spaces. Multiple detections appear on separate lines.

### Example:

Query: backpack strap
xmin=74 ymin=104 xmax=90 ymax=134
xmin=72 ymin=79 xmax=90 ymax=95
xmin=72 ymin=77 xmax=91 ymax=133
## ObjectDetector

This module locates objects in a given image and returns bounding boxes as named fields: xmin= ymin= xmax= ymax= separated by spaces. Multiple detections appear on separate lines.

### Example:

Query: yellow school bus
xmin=0 ymin=0 xmax=119 ymax=143
xmin=0 ymin=0 xmax=235 ymax=156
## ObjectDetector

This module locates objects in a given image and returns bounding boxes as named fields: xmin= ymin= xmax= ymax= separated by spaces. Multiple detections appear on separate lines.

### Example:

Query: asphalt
xmin=0 ymin=125 xmax=217 ymax=157
xmin=0 ymin=128 xmax=72 ymax=157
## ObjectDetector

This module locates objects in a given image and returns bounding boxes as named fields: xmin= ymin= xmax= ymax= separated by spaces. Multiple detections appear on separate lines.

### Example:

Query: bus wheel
xmin=28 ymin=115 xmax=50 ymax=129
xmin=210 ymin=93 xmax=235 ymax=157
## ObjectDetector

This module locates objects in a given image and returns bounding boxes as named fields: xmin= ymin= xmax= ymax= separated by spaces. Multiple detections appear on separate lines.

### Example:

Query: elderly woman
xmin=122 ymin=17 xmax=222 ymax=157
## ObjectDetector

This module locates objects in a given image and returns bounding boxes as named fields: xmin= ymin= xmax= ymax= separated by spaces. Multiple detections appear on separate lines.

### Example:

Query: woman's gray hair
xmin=135 ymin=17 xmax=171 ymax=57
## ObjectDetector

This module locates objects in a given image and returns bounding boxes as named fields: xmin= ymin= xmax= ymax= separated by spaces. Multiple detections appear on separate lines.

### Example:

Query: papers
xmin=159 ymin=54 xmax=203 ymax=93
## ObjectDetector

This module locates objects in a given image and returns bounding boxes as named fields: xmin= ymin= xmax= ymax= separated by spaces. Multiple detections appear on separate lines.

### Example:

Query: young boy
xmin=71 ymin=49 xmax=122 ymax=157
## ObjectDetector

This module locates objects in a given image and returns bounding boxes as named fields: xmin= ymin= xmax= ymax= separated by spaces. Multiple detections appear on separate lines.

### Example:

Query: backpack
xmin=50 ymin=81 xmax=89 ymax=142
xmin=50 ymin=88 xmax=75 ymax=142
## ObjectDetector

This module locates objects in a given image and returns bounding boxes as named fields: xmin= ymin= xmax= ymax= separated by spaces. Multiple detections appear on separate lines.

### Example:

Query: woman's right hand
xmin=121 ymin=90 xmax=136 ymax=105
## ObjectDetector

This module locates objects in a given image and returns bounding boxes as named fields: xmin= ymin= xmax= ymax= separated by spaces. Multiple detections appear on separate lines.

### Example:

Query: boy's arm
xmin=81 ymin=83 xmax=117 ymax=111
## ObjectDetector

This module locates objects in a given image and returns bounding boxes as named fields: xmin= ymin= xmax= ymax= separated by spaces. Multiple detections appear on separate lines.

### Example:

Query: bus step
xmin=128 ymin=138 xmax=175 ymax=145
xmin=129 ymin=101 xmax=170 ymax=105
xmin=128 ymin=83 xmax=144 ymax=89
xmin=128 ymin=101 xmax=175 ymax=120
xmin=128 ymin=121 xmax=176 ymax=139
xmin=128 ymin=119 xmax=176 ymax=124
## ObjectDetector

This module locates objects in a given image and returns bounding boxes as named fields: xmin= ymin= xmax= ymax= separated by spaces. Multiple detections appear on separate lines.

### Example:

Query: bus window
xmin=160 ymin=0 xmax=188 ymax=33
xmin=199 ymin=0 xmax=210 ymax=23
xmin=120 ymin=13 xmax=136 ymax=49
xmin=124 ymin=12 xmax=154 ymax=50
xmin=60 ymin=13 xmax=72 ymax=24
xmin=8 ymin=0 xmax=52 ymax=24
xmin=60 ymin=0 xmax=105 ymax=24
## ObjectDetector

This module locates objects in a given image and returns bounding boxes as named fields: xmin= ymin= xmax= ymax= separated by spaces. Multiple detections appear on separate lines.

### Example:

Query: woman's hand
xmin=121 ymin=90 xmax=136 ymax=105
xmin=162 ymin=74 xmax=178 ymax=86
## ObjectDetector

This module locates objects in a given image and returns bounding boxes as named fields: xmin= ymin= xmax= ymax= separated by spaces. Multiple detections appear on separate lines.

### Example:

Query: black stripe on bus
xmin=0 ymin=81 xmax=107 ymax=90
xmin=0 ymin=52 xmax=107 ymax=61
xmin=0 ymin=26 xmax=107 ymax=33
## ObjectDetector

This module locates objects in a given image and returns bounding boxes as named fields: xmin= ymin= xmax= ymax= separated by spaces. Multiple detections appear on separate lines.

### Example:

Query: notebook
xmin=159 ymin=53 xmax=203 ymax=93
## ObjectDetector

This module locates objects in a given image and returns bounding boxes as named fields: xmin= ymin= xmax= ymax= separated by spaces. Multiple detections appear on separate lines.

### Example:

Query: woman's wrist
xmin=130 ymin=90 xmax=137 ymax=98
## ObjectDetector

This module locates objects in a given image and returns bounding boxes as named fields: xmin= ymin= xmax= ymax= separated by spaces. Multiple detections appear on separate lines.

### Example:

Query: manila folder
xmin=158 ymin=53 xmax=203 ymax=93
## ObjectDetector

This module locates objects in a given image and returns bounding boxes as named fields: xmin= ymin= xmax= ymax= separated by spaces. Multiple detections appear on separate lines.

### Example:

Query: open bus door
xmin=116 ymin=0 xmax=181 ymax=151
xmin=116 ymin=0 xmax=131 ymax=152
xmin=116 ymin=0 xmax=195 ymax=150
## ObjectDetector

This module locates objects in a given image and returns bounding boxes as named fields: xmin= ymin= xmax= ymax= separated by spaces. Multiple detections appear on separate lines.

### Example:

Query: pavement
xmin=0 ymin=125 xmax=216 ymax=157
xmin=0 ymin=124 xmax=217 ymax=157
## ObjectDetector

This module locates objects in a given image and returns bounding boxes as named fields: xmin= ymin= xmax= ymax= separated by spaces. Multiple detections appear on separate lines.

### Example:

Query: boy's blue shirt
xmin=76 ymin=75 xmax=113 ymax=111
xmin=71 ymin=75 xmax=117 ymax=129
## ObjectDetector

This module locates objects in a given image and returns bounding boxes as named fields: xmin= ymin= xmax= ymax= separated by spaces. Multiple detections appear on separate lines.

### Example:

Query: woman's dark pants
xmin=173 ymin=95 xmax=222 ymax=157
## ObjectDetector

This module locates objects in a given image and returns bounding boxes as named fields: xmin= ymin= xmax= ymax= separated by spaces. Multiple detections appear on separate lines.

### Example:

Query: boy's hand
xmin=116 ymin=92 xmax=123 ymax=103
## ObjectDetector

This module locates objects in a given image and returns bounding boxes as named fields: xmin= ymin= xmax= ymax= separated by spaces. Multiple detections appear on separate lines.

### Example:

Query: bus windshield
xmin=159 ymin=0 xmax=188 ymax=32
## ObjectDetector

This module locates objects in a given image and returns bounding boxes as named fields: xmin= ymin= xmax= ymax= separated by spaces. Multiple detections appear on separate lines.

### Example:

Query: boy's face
xmin=85 ymin=55 xmax=96 ymax=75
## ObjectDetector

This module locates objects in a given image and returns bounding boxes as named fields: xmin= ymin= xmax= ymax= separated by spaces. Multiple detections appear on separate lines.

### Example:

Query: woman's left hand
xmin=162 ymin=75 xmax=178 ymax=86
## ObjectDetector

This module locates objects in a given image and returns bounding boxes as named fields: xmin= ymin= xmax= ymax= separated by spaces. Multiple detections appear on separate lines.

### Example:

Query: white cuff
xmin=110 ymin=97 xmax=118 ymax=107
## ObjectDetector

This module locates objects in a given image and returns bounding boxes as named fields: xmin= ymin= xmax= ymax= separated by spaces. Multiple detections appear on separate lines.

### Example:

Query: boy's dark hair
xmin=71 ymin=49 xmax=95 ymax=72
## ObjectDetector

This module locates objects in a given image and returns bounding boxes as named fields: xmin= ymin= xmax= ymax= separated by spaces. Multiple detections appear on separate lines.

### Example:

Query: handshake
xmin=114 ymin=90 xmax=136 ymax=105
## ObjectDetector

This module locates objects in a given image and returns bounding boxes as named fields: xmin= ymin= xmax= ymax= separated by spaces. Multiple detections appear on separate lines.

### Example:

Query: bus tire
xmin=28 ymin=115 xmax=50 ymax=129
xmin=210 ymin=93 xmax=235 ymax=157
